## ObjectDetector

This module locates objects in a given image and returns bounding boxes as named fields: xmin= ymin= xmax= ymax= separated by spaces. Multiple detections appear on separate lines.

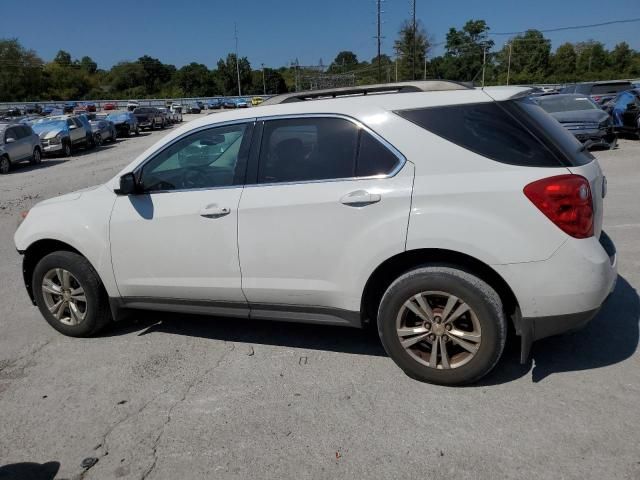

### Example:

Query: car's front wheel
xmin=62 ymin=141 xmax=72 ymax=157
xmin=32 ymin=251 xmax=112 ymax=337
xmin=377 ymin=266 xmax=506 ymax=385
xmin=0 ymin=155 xmax=10 ymax=174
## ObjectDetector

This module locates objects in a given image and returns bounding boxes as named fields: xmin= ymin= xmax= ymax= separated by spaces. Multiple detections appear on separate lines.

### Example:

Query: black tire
xmin=62 ymin=141 xmax=72 ymax=157
xmin=377 ymin=266 xmax=507 ymax=386
xmin=135 ymin=126 xmax=140 ymax=135
xmin=160 ymin=120 xmax=165 ymax=129
xmin=151 ymin=121 xmax=156 ymax=130
xmin=32 ymin=251 xmax=112 ymax=337
xmin=30 ymin=148 xmax=42 ymax=165
xmin=94 ymin=133 xmax=102 ymax=146
xmin=0 ymin=155 xmax=10 ymax=174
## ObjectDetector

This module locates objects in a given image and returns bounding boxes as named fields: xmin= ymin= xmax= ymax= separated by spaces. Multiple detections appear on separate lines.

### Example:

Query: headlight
xmin=49 ymin=134 xmax=62 ymax=144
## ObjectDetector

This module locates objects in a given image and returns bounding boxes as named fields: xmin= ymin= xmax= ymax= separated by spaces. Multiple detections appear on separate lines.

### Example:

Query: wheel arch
xmin=361 ymin=248 xmax=520 ymax=331
xmin=22 ymin=239 xmax=87 ymax=305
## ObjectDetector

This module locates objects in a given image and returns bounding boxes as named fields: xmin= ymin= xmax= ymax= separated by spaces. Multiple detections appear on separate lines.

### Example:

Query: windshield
xmin=107 ymin=113 xmax=128 ymax=122
xmin=134 ymin=108 xmax=152 ymax=114
xmin=536 ymin=95 xmax=599 ymax=113
xmin=32 ymin=120 xmax=67 ymax=134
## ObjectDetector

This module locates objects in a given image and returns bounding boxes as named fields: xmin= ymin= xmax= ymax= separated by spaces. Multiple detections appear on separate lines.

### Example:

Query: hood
xmin=39 ymin=128 xmax=66 ymax=140
xmin=35 ymin=185 xmax=102 ymax=208
xmin=550 ymin=109 xmax=609 ymax=124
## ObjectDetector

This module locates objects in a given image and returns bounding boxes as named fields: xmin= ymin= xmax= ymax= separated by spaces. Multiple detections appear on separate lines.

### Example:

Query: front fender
xmin=15 ymin=185 xmax=119 ymax=297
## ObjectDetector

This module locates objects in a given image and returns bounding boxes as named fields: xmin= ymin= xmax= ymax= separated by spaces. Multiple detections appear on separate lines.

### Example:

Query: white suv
xmin=14 ymin=81 xmax=617 ymax=385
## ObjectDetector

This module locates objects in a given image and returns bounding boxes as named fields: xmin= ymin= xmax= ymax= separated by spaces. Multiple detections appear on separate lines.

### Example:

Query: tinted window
xmin=140 ymin=123 xmax=249 ymax=192
xmin=356 ymin=131 xmax=400 ymax=176
xmin=258 ymin=117 xmax=358 ymax=183
xmin=396 ymin=102 xmax=563 ymax=167
xmin=591 ymin=83 xmax=632 ymax=95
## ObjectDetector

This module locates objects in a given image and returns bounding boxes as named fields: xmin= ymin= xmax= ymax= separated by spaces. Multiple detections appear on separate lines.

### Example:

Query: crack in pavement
xmin=139 ymin=343 xmax=236 ymax=480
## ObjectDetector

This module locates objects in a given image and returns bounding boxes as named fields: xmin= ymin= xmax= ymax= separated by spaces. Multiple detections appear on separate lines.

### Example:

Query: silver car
xmin=0 ymin=123 xmax=42 ymax=174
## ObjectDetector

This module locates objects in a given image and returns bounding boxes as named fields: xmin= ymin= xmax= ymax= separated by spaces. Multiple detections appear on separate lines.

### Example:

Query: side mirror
xmin=115 ymin=172 xmax=138 ymax=195
xmin=5 ymin=137 xmax=15 ymax=144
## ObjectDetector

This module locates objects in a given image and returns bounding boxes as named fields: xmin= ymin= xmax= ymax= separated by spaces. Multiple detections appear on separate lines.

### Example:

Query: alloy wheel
xmin=33 ymin=149 xmax=41 ymax=164
xmin=0 ymin=157 xmax=10 ymax=174
xmin=396 ymin=291 xmax=482 ymax=370
xmin=41 ymin=268 xmax=88 ymax=326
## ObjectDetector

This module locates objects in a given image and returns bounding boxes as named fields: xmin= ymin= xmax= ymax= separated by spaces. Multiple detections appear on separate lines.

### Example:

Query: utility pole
xmin=376 ymin=0 xmax=383 ymax=83
xmin=395 ymin=55 xmax=398 ymax=82
xmin=234 ymin=23 xmax=242 ymax=97
xmin=261 ymin=63 xmax=266 ymax=95
xmin=481 ymin=45 xmax=487 ymax=87
xmin=506 ymin=42 xmax=512 ymax=85
xmin=411 ymin=0 xmax=416 ymax=80
xmin=424 ymin=56 xmax=427 ymax=80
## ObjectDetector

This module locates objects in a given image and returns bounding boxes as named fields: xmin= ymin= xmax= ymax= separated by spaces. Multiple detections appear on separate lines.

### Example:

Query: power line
xmin=489 ymin=17 xmax=640 ymax=36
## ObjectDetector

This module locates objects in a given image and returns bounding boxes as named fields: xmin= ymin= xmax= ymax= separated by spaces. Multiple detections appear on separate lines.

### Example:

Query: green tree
xmin=549 ymin=43 xmax=577 ymax=82
xmin=496 ymin=30 xmax=551 ymax=84
xmin=216 ymin=54 xmax=252 ymax=95
xmin=174 ymin=63 xmax=217 ymax=97
xmin=575 ymin=41 xmax=608 ymax=80
xmin=609 ymin=42 xmax=634 ymax=75
xmin=0 ymin=39 xmax=45 ymax=101
xmin=137 ymin=55 xmax=174 ymax=95
xmin=79 ymin=56 xmax=97 ymax=74
xmin=393 ymin=20 xmax=430 ymax=81
xmin=53 ymin=50 xmax=72 ymax=66
xmin=328 ymin=51 xmax=359 ymax=73
xmin=441 ymin=19 xmax=493 ymax=82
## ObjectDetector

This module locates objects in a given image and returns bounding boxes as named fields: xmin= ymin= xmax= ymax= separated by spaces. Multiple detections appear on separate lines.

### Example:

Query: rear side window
xmin=258 ymin=117 xmax=358 ymax=183
xmin=396 ymin=102 xmax=562 ymax=167
xmin=356 ymin=131 xmax=400 ymax=176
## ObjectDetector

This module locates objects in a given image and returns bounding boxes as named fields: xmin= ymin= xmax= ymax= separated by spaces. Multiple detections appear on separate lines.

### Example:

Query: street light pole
xmin=481 ymin=46 xmax=487 ymax=87
xmin=506 ymin=43 xmax=512 ymax=85
xmin=262 ymin=63 xmax=266 ymax=95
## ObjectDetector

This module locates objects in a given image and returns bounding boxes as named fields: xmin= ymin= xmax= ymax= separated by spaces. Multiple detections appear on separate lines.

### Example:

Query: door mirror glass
xmin=115 ymin=172 xmax=138 ymax=195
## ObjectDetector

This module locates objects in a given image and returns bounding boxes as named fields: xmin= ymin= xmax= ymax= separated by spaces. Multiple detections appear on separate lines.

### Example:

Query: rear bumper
xmin=495 ymin=231 xmax=617 ymax=362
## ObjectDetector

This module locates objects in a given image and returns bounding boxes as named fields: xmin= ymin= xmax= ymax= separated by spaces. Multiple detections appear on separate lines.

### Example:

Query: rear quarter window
xmin=395 ymin=102 xmax=562 ymax=167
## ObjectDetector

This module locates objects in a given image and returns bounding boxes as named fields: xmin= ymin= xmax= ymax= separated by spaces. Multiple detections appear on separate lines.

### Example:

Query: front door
xmin=110 ymin=121 xmax=254 ymax=308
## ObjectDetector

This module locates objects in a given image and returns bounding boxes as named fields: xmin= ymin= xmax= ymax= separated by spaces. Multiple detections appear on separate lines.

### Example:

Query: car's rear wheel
xmin=94 ymin=133 xmax=102 ymax=146
xmin=0 ymin=155 xmax=10 ymax=174
xmin=32 ymin=251 xmax=112 ymax=337
xmin=30 ymin=148 xmax=42 ymax=165
xmin=377 ymin=266 xmax=506 ymax=385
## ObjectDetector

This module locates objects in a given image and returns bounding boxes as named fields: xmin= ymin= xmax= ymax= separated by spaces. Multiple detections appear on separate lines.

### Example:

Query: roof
xmin=262 ymin=80 xmax=471 ymax=105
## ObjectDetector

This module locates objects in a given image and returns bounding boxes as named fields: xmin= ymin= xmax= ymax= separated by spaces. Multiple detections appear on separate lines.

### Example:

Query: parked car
xmin=236 ymin=98 xmax=249 ymax=108
xmin=156 ymin=107 xmax=171 ymax=126
xmin=0 ymin=123 xmax=42 ymax=174
xmin=608 ymin=89 xmax=640 ymax=138
xmin=560 ymin=81 xmax=633 ymax=106
xmin=103 ymin=102 xmax=117 ymax=111
xmin=90 ymin=119 xmax=117 ymax=145
xmin=14 ymin=81 xmax=617 ymax=386
xmin=187 ymin=103 xmax=202 ymax=114
xmin=222 ymin=98 xmax=237 ymax=109
xmin=24 ymin=104 xmax=42 ymax=114
xmin=127 ymin=101 xmax=140 ymax=112
xmin=251 ymin=96 xmax=264 ymax=106
xmin=30 ymin=117 xmax=87 ymax=157
xmin=63 ymin=102 xmax=77 ymax=114
xmin=133 ymin=107 xmax=164 ymax=130
xmin=53 ymin=114 xmax=96 ymax=149
xmin=532 ymin=93 xmax=617 ymax=149
xmin=41 ymin=105 xmax=57 ymax=116
xmin=106 ymin=112 xmax=139 ymax=137
xmin=84 ymin=103 xmax=97 ymax=113
xmin=170 ymin=105 xmax=183 ymax=122
xmin=207 ymin=99 xmax=223 ymax=110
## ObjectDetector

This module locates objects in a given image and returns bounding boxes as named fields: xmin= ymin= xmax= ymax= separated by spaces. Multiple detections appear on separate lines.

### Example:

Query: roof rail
xmin=261 ymin=80 xmax=472 ymax=105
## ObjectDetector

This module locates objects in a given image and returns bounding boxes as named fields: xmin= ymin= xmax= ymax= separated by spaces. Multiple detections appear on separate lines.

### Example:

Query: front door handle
xmin=199 ymin=204 xmax=230 ymax=218
xmin=340 ymin=190 xmax=382 ymax=207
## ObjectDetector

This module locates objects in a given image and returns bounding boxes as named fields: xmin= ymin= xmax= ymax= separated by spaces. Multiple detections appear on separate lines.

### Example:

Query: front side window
xmin=5 ymin=128 xmax=17 ymax=142
xmin=139 ymin=123 xmax=250 ymax=192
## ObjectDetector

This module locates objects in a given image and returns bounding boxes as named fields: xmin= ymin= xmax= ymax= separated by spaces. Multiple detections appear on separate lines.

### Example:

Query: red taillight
xmin=523 ymin=175 xmax=594 ymax=239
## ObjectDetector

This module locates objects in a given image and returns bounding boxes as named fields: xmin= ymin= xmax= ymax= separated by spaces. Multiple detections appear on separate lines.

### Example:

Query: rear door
xmin=4 ymin=126 xmax=27 ymax=161
xmin=237 ymin=115 xmax=414 ymax=314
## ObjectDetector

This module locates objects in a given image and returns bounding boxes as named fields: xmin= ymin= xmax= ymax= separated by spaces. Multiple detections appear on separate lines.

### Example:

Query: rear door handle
xmin=199 ymin=204 xmax=230 ymax=218
xmin=340 ymin=190 xmax=381 ymax=206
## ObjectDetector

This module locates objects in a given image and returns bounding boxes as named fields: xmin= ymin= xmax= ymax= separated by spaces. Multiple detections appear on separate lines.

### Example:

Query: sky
xmin=3 ymin=0 xmax=640 ymax=69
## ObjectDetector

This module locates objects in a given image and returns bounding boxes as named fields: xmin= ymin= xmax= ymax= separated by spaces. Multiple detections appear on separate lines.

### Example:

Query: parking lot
xmin=0 ymin=114 xmax=638 ymax=479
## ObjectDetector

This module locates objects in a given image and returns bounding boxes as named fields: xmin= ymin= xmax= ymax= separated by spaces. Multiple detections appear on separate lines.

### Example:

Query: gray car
xmin=0 ymin=123 xmax=42 ymax=174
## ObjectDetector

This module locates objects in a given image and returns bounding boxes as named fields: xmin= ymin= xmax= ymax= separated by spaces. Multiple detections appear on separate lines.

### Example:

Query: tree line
xmin=1 ymin=19 xmax=639 ymax=102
